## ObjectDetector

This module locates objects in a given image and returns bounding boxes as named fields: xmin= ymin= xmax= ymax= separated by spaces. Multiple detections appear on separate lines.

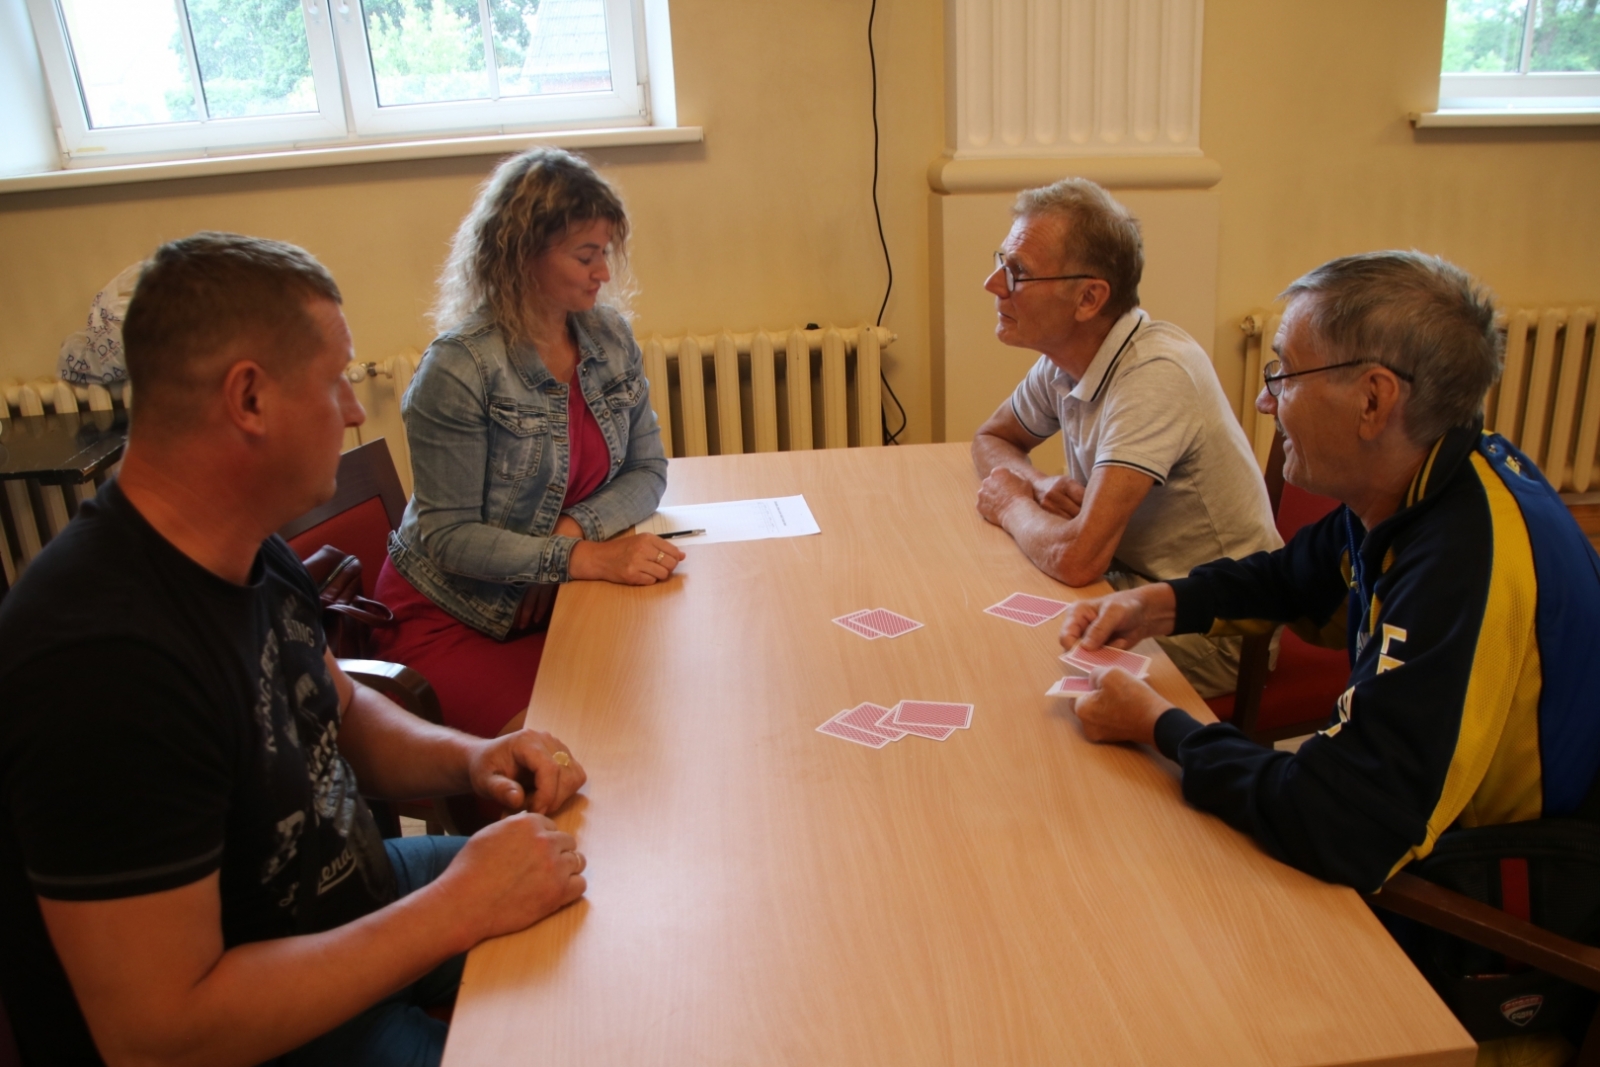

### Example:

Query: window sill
xmin=1409 ymin=108 xmax=1600 ymax=128
xmin=928 ymin=153 xmax=1221 ymax=193
xmin=0 ymin=124 xmax=704 ymax=196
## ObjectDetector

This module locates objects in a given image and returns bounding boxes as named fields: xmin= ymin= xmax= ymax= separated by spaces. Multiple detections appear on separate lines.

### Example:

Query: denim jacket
xmin=388 ymin=306 xmax=667 ymax=638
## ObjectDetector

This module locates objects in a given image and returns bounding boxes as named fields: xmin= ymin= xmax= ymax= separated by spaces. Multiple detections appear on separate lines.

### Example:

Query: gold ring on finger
xmin=552 ymin=750 xmax=572 ymax=767
xmin=655 ymin=550 xmax=665 ymax=563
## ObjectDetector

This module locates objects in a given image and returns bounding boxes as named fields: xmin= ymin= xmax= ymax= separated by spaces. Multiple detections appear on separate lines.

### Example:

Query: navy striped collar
xmin=1065 ymin=308 xmax=1147 ymax=404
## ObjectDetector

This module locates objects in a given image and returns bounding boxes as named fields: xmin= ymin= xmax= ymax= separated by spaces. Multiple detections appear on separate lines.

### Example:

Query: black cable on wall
xmin=869 ymin=0 xmax=908 ymax=445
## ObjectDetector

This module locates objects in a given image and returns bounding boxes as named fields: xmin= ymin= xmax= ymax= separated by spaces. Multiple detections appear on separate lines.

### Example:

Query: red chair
xmin=279 ymin=437 xmax=407 ymax=598
xmin=279 ymin=438 xmax=472 ymax=835
xmin=1207 ymin=432 xmax=1352 ymax=742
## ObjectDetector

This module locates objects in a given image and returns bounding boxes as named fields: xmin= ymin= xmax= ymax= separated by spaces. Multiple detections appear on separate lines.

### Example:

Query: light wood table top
xmin=444 ymin=442 xmax=1473 ymax=1067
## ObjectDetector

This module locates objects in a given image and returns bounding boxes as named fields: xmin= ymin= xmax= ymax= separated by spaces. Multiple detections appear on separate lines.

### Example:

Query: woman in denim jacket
xmin=372 ymin=149 xmax=683 ymax=739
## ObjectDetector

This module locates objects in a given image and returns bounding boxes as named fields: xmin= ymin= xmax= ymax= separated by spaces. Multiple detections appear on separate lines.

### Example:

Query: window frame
xmin=1433 ymin=0 xmax=1600 ymax=117
xmin=22 ymin=0 xmax=653 ymax=167
xmin=332 ymin=0 xmax=644 ymax=139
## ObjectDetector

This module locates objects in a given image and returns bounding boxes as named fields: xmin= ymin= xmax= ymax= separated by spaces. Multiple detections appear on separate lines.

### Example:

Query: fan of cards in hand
xmin=1048 ymin=644 xmax=1152 ymax=701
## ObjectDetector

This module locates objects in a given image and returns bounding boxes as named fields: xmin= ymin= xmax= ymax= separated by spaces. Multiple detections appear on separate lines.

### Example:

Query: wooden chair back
xmin=279 ymin=438 xmax=407 ymax=597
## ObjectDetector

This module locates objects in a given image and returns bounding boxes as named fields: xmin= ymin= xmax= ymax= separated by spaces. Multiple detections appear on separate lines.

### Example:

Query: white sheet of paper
xmin=637 ymin=495 xmax=821 ymax=545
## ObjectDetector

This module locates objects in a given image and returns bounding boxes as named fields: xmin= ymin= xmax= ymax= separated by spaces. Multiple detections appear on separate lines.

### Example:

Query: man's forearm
xmin=337 ymin=682 xmax=478 ymax=800
xmin=973 ymin=431 xmax=1043 ymax=484
xmin=999 ymin=499 xmax=1104 ymax=587
xmin=48 ymin=876 xmax=476 ymax=1067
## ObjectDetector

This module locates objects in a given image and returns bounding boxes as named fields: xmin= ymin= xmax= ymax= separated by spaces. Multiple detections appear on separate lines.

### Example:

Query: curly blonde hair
xmin=433 ymin=148 xmax=632 ymax=342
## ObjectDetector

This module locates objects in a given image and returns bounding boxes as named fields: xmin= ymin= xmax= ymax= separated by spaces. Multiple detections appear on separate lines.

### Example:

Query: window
xmin=23 ymin=0 xmax=650 ymax=165
xmin=1439 ymin=0 xmax=1600 ymax=110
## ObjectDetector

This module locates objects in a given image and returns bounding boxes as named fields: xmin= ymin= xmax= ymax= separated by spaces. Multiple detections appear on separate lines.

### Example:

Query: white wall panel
xmin=947 ymin=0 xmax=1204 ymax=158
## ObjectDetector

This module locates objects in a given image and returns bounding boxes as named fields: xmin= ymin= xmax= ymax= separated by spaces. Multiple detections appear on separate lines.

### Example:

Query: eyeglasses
xmin=992 ymin=252 xmax=1100 ymax=295
xmin=1262 ymin=359 xmax=1415 ymax=398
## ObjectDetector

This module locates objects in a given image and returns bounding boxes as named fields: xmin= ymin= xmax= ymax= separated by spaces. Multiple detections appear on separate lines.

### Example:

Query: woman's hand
xmin=569 ymin=533 xmax=684 ymax=585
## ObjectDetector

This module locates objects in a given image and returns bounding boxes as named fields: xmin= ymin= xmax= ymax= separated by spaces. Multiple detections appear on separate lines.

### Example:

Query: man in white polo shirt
xmin=972 ymin=178 xmax=1279 ymax=697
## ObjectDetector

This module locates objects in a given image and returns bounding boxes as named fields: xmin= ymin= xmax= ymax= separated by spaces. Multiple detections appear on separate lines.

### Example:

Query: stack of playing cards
xmin=984 ymin=592 xmax=1071 ymax=626
xmin=1060 ymin=644 xmax=1152 ymax=678
xmin=832 ymin=608 xmax=924 ymax=640
xmin=817 ymin=700 xmax=975 ymax=748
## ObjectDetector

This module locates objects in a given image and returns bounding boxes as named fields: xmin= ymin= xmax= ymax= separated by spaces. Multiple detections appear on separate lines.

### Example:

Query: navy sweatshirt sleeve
xmin=1154 ymin=466 xmax=1513 ymax=892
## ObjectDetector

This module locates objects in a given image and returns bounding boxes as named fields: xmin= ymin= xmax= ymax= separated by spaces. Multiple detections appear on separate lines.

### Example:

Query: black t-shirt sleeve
xmin=7 ymin=641 xmax=233 ymax=901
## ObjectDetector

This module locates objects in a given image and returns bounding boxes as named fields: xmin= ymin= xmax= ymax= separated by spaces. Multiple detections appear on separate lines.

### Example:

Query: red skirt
xmin=369 ymin=558 xmax=547 ymax=739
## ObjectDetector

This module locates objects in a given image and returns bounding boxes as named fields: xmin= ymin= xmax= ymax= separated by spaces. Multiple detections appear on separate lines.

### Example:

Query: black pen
xmin=657 ymin=529 xmax=706 ymax=540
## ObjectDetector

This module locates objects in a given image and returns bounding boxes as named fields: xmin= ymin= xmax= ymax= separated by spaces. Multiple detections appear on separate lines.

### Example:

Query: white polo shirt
xmin=1009 ymin=308 xmax=1282 ymax=581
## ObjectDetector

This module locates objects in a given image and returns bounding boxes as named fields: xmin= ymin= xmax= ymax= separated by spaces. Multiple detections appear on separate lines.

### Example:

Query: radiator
xmin=1236 ymin=311 xmax=1282 ymax=470
xmin=640 ymin=324 xmax=896 ymax=457
xmin=1484 ymin=307 xmax=1600 ymax=493
xmin=1236 ymin=307 xmax=1600 ymax=492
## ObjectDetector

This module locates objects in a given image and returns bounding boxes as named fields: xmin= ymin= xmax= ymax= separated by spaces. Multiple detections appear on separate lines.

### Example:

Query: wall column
xmin=931 ymin=0 xmax=1221 ymax=448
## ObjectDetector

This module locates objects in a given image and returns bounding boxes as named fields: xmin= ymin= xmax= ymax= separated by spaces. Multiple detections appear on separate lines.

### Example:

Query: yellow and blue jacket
xmin=1155 ymin=423 xmax=1600 ymax=892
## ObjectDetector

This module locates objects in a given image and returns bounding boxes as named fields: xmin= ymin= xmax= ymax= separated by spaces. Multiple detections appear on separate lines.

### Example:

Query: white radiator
xmin=1236 ymin=307 xmax=1600 ymax=492
xmin=1484 ymin=307 xmax=1600 ymax=493
xmin=640 ymin=324 xmax=896 ymax=457
xmin=1236 ymin=311 xmax=1281 ymax=470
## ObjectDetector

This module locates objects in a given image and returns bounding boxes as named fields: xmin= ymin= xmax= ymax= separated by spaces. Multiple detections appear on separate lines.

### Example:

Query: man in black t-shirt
xmin=0 ymin=234 xmax=590 ymax=1067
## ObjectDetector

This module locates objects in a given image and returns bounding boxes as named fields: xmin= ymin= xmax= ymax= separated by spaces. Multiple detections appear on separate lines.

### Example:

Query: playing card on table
xmin=850 ymin=608 xmax=924 ymax=639
xmin=874 ymin=704 xmax=955 ymax=741
xmin=837 ymin=701 xmax=905 ymax=740
xmin=987 ymin=592 xmax=1070 ymax=624
xmin=984 ymin=604 xmax=1054 ymax=626
xmin=1046 ymin=675 xmax=1096 ymax=697
xmin=1061 ymin=643 xmax=1152 ymax=678
xmin=892 ymin=700 xmax=974 ymax=730
xmin=832 ymin=610 xmax=883 ymax=640
xmin=817 ymin=717 xmax=896 ymax=748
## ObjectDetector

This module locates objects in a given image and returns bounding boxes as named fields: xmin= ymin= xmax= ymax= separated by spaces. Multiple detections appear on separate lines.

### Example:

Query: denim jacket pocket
xmin=487 ymin=401 xmax=549 ymax=482
xmin=602 ymin=373 xmax=647 ymax=410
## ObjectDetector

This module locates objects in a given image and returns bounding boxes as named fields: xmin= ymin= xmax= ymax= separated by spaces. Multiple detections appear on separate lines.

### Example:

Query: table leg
xmin=3 ymin=481 xmax=41 ymax=566
xmin=40 ymin=485 xmax=71 ymax=539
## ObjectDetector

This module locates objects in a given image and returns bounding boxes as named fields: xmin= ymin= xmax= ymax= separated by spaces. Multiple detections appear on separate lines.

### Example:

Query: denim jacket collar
xmin=503 ymin=314 xmax=608 ymax=393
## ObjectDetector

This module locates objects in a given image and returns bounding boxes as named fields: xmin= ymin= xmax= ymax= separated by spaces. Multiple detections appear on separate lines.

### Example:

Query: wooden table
xmin=444 ymin=443 xmax=1473 ymax=1067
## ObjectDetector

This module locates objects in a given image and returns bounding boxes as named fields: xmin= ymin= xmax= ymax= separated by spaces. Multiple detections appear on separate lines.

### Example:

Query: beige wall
xmin=1203 ymin=0 xmax=1600 ymax=415
xmin=0 ymin=0 xmax=947 ymax=443
xmin=2 ymin=0 xmax=1596 ymax=446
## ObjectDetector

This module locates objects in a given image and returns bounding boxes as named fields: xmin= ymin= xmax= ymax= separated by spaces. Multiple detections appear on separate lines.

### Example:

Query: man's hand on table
xmin=976 ymin=467 xmax=1038 ymax=527
xmin=1032 ymin=474 xmax=1085 ymax=518
xmin=470 ymin=728 xmax=587 ymax=816
xmin=436 ymin=813 xmax=588 ymax=942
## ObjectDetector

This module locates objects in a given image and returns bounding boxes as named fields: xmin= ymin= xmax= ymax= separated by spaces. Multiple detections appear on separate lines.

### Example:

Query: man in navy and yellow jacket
xmin=1060 ymin=250 xmax=1600 ymax=895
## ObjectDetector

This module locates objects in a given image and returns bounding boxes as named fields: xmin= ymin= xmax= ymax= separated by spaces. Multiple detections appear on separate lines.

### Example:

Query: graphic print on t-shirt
xmin=255 ymin=578 xmax=395 ymax=927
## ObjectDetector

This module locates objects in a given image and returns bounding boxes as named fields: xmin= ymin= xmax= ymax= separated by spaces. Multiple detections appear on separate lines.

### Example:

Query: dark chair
xmin=0 ymin=997 xmax=18 ymax=1067
xmin=1373 ymin=870 xmax=1600 ymax=1064
xmin=278 ymin=438 xmax=470 ymax=836
xmin=1207 ymin=431 xmax=1352 ymax=742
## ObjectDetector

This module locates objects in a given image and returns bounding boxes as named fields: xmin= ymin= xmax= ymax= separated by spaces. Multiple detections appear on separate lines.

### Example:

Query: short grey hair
xmin=1013 ymin=178 xmax=1143 ymax=320
xmin=1281 ymin=251 xmax=1503 ymax=447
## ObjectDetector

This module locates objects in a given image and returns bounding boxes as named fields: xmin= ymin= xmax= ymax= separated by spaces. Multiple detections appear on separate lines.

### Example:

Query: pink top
xmin=562 ymin=382 xmax=610 ymax=509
